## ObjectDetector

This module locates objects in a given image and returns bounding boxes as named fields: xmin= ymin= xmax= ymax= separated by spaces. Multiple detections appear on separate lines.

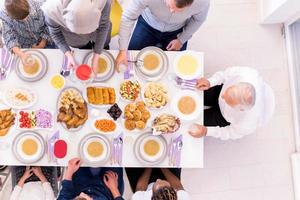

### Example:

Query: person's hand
xmin=22 ymin=167 xmax=33 ymax=180
xmin=65 ymin=158 xmax=81 ymax=180
xmin=18 ymin=167 xmax=33 ymax=187
xmin=65 ymin=51 xmax=77 ymax=69
xmin=166 ymin=39 xmax=182 ymax=51
xmin=20 ymin=52 xmax=29 ymax=66
xmin=115 ymin=50 xmax=128 ymax=73
xmin=188 ymin=124 xmax=207 ymax=138
xmin=103 ymin=171 xmax=121 ymax=198
xmin=92 ymin=53 xmax=100 ymax=75
xmin=32 ymin=39 xmax=47 ymax=49
xmin=32 ymin=167 xmax=47 ymax=183
xmin=196 ymin=78 xmax=210 ymax=90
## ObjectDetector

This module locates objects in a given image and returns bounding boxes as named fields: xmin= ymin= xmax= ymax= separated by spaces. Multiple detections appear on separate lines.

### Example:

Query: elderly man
xmin=189 ymin=66 xmax=275 ymax=140
xmin=115 ymin=0 xmax=210 ymax=71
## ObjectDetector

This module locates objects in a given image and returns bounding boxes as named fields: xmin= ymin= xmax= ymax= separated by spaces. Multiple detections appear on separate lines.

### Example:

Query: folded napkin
xmin=0 ymin=48 xmax=15 ymax=80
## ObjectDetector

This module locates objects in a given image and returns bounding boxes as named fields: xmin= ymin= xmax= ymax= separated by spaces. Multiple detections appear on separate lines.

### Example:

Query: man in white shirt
xmin=189 ymin=66 xmax=275 ymax=140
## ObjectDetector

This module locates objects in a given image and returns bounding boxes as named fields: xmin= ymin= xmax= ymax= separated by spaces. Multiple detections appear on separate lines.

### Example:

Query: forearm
xmin=45 ymin=17 xmax=70 ymax=53
xmin=136 ymin=169 xmax=151 ymax=191
xmin=161 ymin=169 xmax=183 ymax=190
xmin=12 ymin=47 xmax=25 ymax=57
xmin=94 ymin=0 xmax=111 ymax=53
xmin=17 ymin=177 xmax=26 ymax=188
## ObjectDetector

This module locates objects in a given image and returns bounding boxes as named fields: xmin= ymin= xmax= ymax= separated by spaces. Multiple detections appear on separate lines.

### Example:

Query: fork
xmin=175 ymin=140 xmax=183 ymax=167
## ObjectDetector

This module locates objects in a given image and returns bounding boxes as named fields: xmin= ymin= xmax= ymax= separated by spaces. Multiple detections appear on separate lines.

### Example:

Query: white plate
xmin=16 ymin=110 xmax=54 ymax=131
xmin=82 ymin=50 xmax=115 ymax=82
xmin=79 ymin=133 xmax=111 ymax=167
xmin=0 ymin=86 xmax=38 ymax=110
xmin=119 ymin=80 xmax=141 ymax=102
xmin=12 ymin=131 xmax=45 ymax=164
xmin=141 ymin=82 xmax=168 ymax=110
xmin=173 ymin=51 xmax=203 ymax=80
xmin=15 ymin=50 xmax=48 ymax=82
xmin=134 ymin=46 xmax=169 ymax=82
xmin=57 ymin=87 xmax=87 ymax=132
xmin=120 ymin=116 xmax=151 ymax=133
xmin=0 ymin=106 xmax=16 ymax=139
xmin=134 ymin=133 xmax=167 ymax=165
xmin=83 ymin=83 xmax=119 ymax=109
xmin=92 ymin=118 xmax=121 ymax=135
xmin=171 ymin=90 xmax=202 ymax=121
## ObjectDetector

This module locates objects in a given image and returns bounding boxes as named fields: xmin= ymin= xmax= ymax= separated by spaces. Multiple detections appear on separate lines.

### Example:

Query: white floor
xmin=0 ymin=0 xmax=296 ymax=199
xmin=115 ymin=0 xmax=296 ymax=199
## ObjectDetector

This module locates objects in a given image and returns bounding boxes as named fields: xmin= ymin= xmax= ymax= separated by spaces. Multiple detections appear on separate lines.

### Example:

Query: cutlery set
xmin=47 ymin=131 xmax=60 ymax=164
xmin=111 ymin=133 xmax=123 ymax=166
xmin=169 ymin=135 xmax=183 ymax=167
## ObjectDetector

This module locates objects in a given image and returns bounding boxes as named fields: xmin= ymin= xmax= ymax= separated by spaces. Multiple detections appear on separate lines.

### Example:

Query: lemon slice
xmin=51 ymin=74 xmax=65 ymax=90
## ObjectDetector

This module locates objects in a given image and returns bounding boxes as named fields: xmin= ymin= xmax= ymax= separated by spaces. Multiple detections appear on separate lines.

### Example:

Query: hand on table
xmin=115 ymin=50 xmax=128 ymax=73
xmin=65 ymin=51 xmax=77 ymax=69
xmin=64 ymin=158 xmax=81 ymax=180
xmin=18 ymin=167 xmax=33 ymax=187
xmin=32 ymin=39 xmax=47 ymax=49
xmin=188 ymin=124 xmax=207 ymax=138
xmin=196 ymin=78 xmax=211 ymax=90
xmin=103 ymin=171 xmax=121 ymax=198
xmin=166 ymin=39 xmax=182 ymax=51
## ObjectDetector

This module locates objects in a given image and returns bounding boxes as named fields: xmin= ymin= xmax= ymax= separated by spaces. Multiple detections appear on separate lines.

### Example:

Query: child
xmin=0 ymin=0 xmax=53 ymax=64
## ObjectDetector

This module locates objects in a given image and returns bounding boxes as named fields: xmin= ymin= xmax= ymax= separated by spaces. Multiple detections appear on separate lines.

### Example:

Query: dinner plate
xmin=15 ymin=50 xmax=48 ymax=82
xmin=141 ymin=82 xmax=169 ymax=110
xmin=173 ymin=51 xmax=203 ymax=80
xmin=0 ymin=86 xmax=38 ymax=110
xmin=57 ymin=87 xmax=87 ymax=132
xmin=82 ymin=50 xmax=115 ymax=82
xmin=134 ymin=47 xmax=169 ymax=82
xmin=92 ymin=118 xmax=121 ymax=135
xmin=171 ymin=90 xmax=202 ymax=121
xmin=134 ymin=132 xmax=167 ymax=165
xmin=12 ymin=131 xmax=45 ymax=164
xmin=83 ymin=83 xmax=119 ymax=109
xmin=0 ymin=105 xmax=16 ymax=139
xmin=79 ymin=133 xmax=111 ymax=166
xmin=16 ymin=110 xmax=54 ymax=131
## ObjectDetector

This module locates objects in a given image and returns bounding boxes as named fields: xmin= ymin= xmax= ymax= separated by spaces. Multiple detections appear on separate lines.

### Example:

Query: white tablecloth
xmin=0 ymin=49 xmax=204 ymax=168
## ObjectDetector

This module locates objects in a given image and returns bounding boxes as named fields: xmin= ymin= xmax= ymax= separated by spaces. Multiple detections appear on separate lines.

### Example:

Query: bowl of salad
xmin=119 ymin=80 xmax=141 ymax=102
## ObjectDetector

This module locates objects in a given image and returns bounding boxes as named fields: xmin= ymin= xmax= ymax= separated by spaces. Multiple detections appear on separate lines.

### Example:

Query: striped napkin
xmin=124 ymin=51 xmax=135 ymax=79
xmin=0 ymin=48 xmax=15 ymax=80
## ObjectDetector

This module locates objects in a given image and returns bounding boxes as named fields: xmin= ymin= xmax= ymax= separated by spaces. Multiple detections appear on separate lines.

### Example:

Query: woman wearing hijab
xmin=42 ymin=0 xmax=111 ymax=70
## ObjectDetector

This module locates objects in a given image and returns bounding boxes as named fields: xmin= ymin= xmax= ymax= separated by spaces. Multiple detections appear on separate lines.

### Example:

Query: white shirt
xmin=206 ymin=66 xmax=275 ymax=140
xmin=10 ymin=181 xmax=55 ymax=200
xmin=131 ymin=183 xmax=190 ymax=200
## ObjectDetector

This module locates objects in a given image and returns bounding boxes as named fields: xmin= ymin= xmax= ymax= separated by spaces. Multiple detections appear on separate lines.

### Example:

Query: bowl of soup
xmin=13 ymin=131 xmax=45 ymax=164
xmin=174 ymin=51 xmax=203 ymax=80
xmin=139 ymin=51 xmax=163 ymax=75
xmin=171 ymin=90 xmax=202 ymax=121
xmin=135 ymin=134 xmax=167 ymax=164
xmin=80 ymin=134 xmax=110 ymax=165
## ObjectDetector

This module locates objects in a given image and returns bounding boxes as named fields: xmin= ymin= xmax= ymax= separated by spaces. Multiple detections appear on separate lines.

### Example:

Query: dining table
xmin=0 ymin=48 xmax=204 ymax=168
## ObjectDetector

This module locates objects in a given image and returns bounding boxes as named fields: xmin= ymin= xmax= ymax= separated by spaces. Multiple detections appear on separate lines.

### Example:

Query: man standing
xmin=115 ymin=0 xmax=210 ymax=71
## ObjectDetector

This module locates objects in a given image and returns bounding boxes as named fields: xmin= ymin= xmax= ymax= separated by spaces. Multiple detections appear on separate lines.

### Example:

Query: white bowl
xmin=173 ymin=51 xmax=203 ymax=80
xmin=171 ymin=90 xmax=202 ymax=121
